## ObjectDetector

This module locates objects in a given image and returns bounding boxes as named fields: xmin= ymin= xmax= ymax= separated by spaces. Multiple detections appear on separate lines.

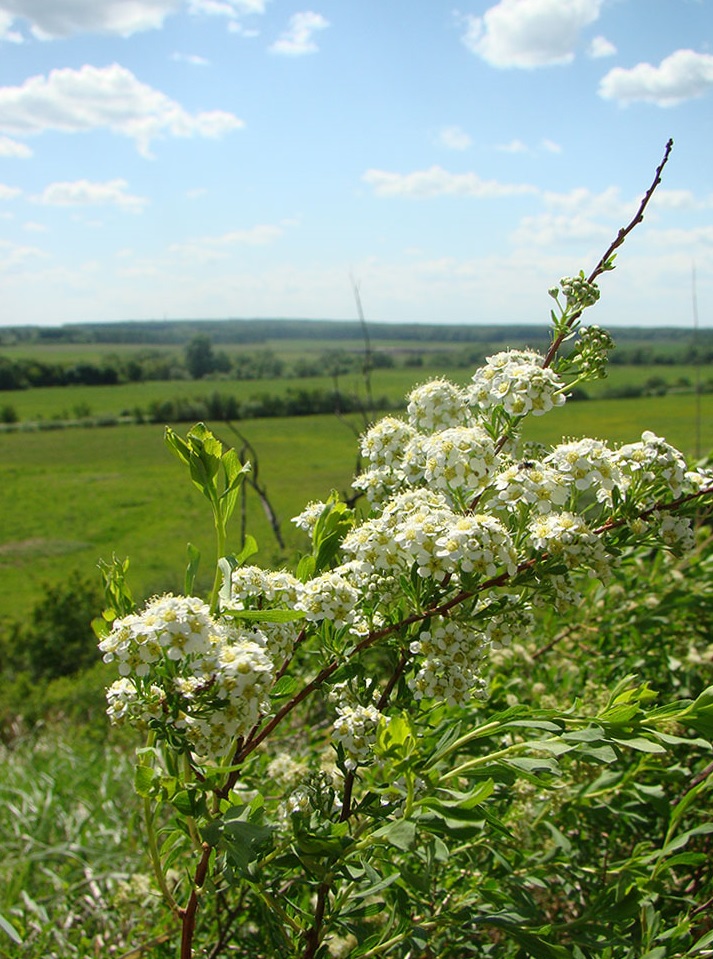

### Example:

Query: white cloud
xmin=169 ymin=224 xmax=285 ymax=261
xmin=33 ymin=178 xmax=148 ymax=212
xmin=511 ymin=212 xmax=612 ymax=247
xmin=0 ymin=0 xmax=266 ymax=40
xmin=362 ymin=165 xmax=537 ymax=199
xmin=462 ymin=0 xmax=603 ymax=68
xmin=541 ymin=185 xmax=631 ymax=219
xmin=0 ymin=182 xmax=20 ymax=200
xmin=588 ymin=34 xmax=616 ymax=59
xmin=495 ymin=138 xmax=528 ymax=153
xmin=171 ymin=52 xmax=210 ymax=66
xmin=645 ymin=225 xmax=713 ymax=247
xmin=599 ymin=49 xmax=713 ymax=107
xmin=0 ymin=64 xmax=243 ymax=157
xmin=270 ymin=11 xmax=329 ymax=56
xmin=437 ymin=125 xmax=472 ymax=150
xmin=188 ymin=0 xmax=265 ymax=15
xmin=512 ymin=185 xmax=646 ymax=248
xmin=0 ymin=0 xmax=180 ymax=40
xmin=0 ymin=10 xmax=22 ymax=41
xmin=23 ymin=221 xmax=48 ymax=232
xmin=494 ymin=138 xmax=562 ymax=154
xmin=0 ymin=238 xmax=45 ymax=271
xmin=0 ymin=134 xmax=31 ymax=157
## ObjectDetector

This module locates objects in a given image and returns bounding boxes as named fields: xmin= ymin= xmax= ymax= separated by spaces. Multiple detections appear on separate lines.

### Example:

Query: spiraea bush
xmin=4 ymin=142 xmax=712 ymax=959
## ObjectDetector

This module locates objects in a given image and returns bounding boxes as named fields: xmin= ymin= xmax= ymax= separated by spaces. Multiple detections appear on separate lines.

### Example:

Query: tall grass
xmin=0 ymin=730 xmax=174 ymax=958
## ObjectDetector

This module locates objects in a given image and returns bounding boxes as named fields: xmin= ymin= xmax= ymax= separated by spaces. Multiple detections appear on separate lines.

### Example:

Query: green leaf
xmin=610 ymin=735 xmax=666 ymax=754
xmin=350 ymin=870 xmax=400 ymax=901
xmin=296 ymin=554 xmax=316 ymax=583
xmin=219 ymin=818 xmax=274 ymax=879
xmin=373 ymin=818 xmax=417 ymax=851
xmin=232 ymin=535 xmax=259 ymax=567
xmin=271 ymin=675 xmax=300 ymax=698
xmin=0 ymin=912 xmax=22 ymax=945
xmin=184 ymin=542 xmax=201 ymax=595
xmin=134 ymin=764 xmax=158 ymax=798
xmin=575 ymin=744 xmax=618 ymax=764
xmin=226 ymin=607 xmax=306 ymax=624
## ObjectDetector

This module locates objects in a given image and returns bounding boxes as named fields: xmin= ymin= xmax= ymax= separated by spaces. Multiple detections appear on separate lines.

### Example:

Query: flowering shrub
xmin=94 ymin=143 xmax=713 ymax=959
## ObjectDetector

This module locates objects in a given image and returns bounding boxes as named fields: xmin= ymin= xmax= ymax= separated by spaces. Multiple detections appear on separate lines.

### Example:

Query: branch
xmin=543 ymin=138 xmax=674 ymax=369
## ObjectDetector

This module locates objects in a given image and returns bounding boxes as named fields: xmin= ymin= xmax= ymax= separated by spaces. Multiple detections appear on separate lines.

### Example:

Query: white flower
xmin=332 ymin=703 xmax=383 ymax=770
xmin=421 ymin=426 xmax=496 ymax=497
xmin=360 ymin=416 xmax=418 ymax=466
xmin=468 ymin=349 xmax=565 ymax=417
xmin=615 ymin=431 xmax=687 ymax=501
xmin=291 ymin=501 xmax=327 ymax=534
xmin=407 ymin=379 xmax=469 ymax=432
xmin=297 ymin=571 xmax=361 ymax=628
xmin=529 ymin=512 xmax=611 ymax=579
xmin=494 ymin=460 xmax=569 ymax=513
xmin=546 ymin=438 xmax=624 ymax=502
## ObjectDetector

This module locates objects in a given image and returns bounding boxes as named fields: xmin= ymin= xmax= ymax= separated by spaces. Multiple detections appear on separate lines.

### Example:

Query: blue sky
xmin=0 ymin=0 xmax=711 ymax=329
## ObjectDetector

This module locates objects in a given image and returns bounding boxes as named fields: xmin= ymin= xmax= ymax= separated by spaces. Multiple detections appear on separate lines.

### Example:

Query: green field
xmin=1 ymin=388 xmax=711 ymax=621
xmin=2 ymin=360 xmax=711 ymax=425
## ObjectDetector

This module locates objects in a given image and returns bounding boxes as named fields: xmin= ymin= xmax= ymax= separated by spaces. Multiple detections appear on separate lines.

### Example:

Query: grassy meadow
xmin=1 ymin=385 xmax=711 ymax=620
xmin=2 ymin=325 xmax=712 ymax=620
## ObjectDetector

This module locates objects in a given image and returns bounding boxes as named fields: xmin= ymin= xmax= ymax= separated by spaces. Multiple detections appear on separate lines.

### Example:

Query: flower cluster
xmin=100 ymin=594 xmax=274 ymax=760
xmin=468 ymin=350 xmax=566 ymax=417
xmin=408 ymin=617 xmax=489 ymax=707
xmin=332 ymin=703 xmax=383 ymax=770
xmin=555 ymin=273 xmax=601 ymax=310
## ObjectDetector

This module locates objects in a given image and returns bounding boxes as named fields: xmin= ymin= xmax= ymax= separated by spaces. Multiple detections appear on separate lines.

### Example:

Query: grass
xmin=1 ymin=389 xmax=711 ymax=621
xmin=0 ymin=729 xmax=174 ymax=958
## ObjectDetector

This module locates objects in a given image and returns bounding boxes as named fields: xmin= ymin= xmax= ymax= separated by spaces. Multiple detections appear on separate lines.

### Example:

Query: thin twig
xmin=543 ymin=138 xmax=674 ymax=370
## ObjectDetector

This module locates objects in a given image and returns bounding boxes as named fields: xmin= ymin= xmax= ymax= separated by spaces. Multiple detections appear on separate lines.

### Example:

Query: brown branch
xmin=180 ymin=842 xmax=213 ymax=959
xmin=301 ymin=881 xmax=330 ymax=959
xmin=543 ymin=138 xmax=674 ymax=370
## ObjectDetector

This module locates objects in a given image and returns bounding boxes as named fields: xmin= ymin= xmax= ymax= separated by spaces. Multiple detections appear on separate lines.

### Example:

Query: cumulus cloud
xmin=599 ymin=48 xmax=713 ymax=106
xmin=0 ymin=1 xmax=266 ymax=40
xmin=437 ymin=125 xmax=472 ymax=150
xmin=171 ymin=52 xmax=210 ymax=65
xmin=588 ymin=34 xmax=616 ymax=59
xmin=0 ymin=238 xmax=45 ymax=271
xmin=0 ymin=0 xmax=180 ymax=40
xmin=188 ymin=0 xmax=265 ymax=15
xmin=495 ymin=139 xmax=528 ymax=153
xmin=0 ymin=182 xmax=20 ymax=200
xmin=494 ymin=138 xmax=562 ymax=155
xmin=512 ymin=185 xmax=639 ymax=248
xmin=462 ymin=0 xmax=603 ymax=68
xmin=269 ymin=11 xmax=329 ymax=56
xmin=169 ymin=224 xmax=285 ymax=262
xmin=0 ymin=134 xmax=31 ymax=157
xmin=362 ymin=166 xmax=537 ymax=199
xmin=33 ymin=178 xmax=148 ymax=212
xmin=0 ymin=64 xmax=243 ymax=157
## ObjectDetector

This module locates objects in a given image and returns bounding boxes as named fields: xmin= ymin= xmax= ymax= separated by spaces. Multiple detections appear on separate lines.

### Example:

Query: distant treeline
xmin=2 ymin=318 xmax=556 ymax=347
xmin=3 ymin=316 xmax=710 ymax=350
xmin=0 ymin=335 xmax=485 ymax=392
